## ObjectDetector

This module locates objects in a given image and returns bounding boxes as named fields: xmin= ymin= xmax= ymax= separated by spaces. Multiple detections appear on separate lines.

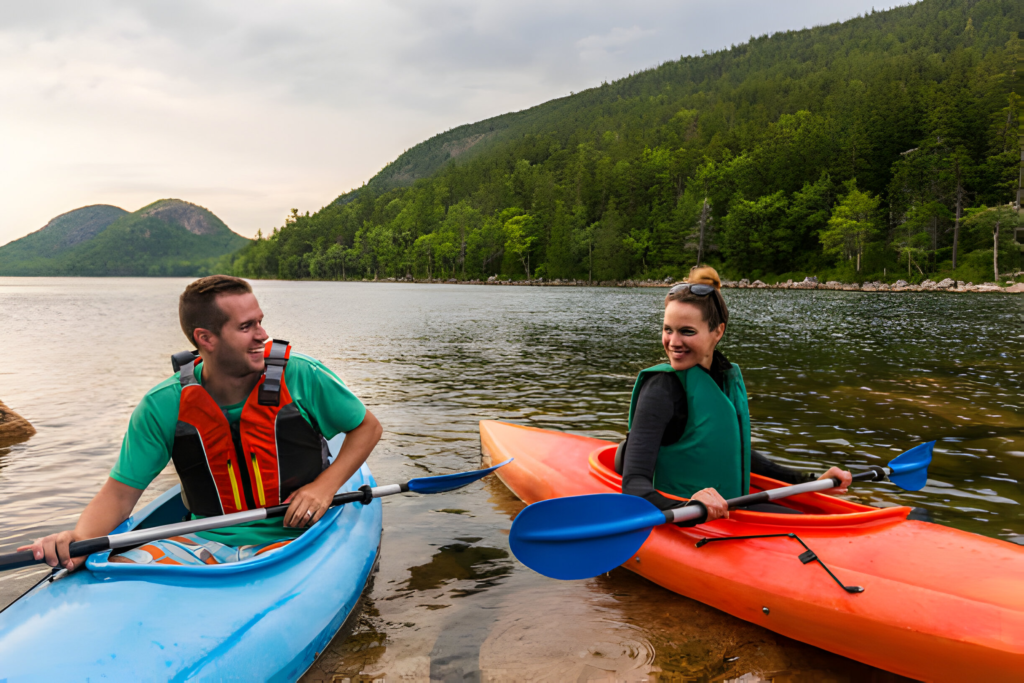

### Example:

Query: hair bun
xmin=687 ymin=266 xmax=722 ymax=290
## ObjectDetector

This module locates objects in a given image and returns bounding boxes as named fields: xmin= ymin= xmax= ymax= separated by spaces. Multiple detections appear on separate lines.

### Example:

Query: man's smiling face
xmin=206 ymin=292 xmax=269 ymax=376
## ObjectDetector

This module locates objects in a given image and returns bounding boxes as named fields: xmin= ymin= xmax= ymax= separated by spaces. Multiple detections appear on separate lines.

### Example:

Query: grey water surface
xmin=1 ymin=278 xmax=1020 ymax=681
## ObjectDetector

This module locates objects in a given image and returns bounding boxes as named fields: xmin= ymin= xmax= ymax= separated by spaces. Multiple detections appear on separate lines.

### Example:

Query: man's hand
xmin=283 ymin=479 xmax=338 ymax=528
xmin=16 ymin=478 xmax=143 ymax=571
xmin=17 ymin=530 xmax=87 ymax=571
xmin=282 ymin=409 xmax=382 ymax=529
xmin=818 ymin=466 xmax=853 ymax=493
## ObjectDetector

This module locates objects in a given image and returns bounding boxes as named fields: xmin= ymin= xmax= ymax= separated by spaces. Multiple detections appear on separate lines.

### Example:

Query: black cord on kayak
xmin=358 ymin=485 xmax=373 ymax=505
xmin=695 ymin=533 xmax=864 ymax=594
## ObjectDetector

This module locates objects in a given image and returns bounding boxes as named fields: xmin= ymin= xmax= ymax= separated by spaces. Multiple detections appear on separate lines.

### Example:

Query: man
xmin=21 ymin=275 xmax=382 ymax=568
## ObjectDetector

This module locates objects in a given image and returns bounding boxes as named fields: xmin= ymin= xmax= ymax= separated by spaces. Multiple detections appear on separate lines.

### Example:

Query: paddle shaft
xmin=0 ymin=482 xmax=408 ymax=571
xmin=665 ymin=466 xmax=888 ymax=524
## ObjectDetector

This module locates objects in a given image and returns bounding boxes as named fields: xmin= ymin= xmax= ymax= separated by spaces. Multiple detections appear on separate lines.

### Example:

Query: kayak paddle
xmin=510 ymin=442 xmax=933 ymax=580
xmin=0 ymin=460 xmax=510 ymax=572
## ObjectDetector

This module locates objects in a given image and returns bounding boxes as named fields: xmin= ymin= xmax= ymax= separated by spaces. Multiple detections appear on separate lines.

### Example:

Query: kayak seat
xmin=85 ymin=471 xmax=379 ymax=577
xmin=110 ymin=534 xmax=293 ymax=566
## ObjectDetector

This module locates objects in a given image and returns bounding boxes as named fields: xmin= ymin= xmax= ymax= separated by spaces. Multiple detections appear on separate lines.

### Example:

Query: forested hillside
xmin=0 ymin=205 xmax=128 ymax=272
xmin=231 ymin=0 xmax=1022 ymax=285
xmin=0 ymin=200 xmax=249 ymax=276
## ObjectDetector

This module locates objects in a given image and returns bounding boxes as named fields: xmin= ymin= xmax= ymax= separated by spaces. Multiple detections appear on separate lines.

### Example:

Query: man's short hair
xmin=179 ymin=275 xmax=253 ymax=347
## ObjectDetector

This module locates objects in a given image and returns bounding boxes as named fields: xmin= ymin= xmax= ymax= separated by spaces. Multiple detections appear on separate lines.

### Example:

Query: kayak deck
xmin=0 ymin=464 xmax=382 ymax=681
xmin=480 ymin=419 xmax=1024 ymax=682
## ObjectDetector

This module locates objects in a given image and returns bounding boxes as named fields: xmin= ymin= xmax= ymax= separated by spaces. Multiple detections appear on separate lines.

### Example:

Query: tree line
xmin=227 ymin=0 xmax=1022 ymax=285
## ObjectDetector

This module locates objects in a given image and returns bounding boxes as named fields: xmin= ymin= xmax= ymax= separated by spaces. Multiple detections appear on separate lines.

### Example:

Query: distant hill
xmin=0 ymin=199 xmax=250 ymax=276
xmin=0 ymin=205 xmax=128 ymax=265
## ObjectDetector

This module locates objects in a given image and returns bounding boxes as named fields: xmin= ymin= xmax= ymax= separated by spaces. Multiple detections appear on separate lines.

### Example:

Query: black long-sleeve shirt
xmin=620 ymin=352 xmax=813 ymax=511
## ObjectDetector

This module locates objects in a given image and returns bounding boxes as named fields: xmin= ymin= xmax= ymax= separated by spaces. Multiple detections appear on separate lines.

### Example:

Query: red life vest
xmin=170 ymin=339 xmax=328 ymax=516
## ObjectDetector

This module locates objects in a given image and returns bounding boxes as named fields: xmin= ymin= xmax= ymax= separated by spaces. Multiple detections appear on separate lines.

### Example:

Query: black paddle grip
xmin=68 ymin=537 xmax=111 ymax=557
xmin=262 ymin=489 xmax=369 ymax=520
xmin=727 ymin=491 xmax=771 ymax=509
xmin=0 ymin=538 xmax=110 ymax=571
xmin=0 ymin=550 xmax=39 ymax=570
xmin=852 ymin=466 xmax=888 ymax=483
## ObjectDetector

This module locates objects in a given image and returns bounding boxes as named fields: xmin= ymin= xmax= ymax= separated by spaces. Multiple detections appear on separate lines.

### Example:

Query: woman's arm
xmin=750 ymin=450 xmax=814 ymax=485
xmin=621 ymin=374 xmax=685 ymax=511
xmin=751 ymin=450 xmax=852 ymax=492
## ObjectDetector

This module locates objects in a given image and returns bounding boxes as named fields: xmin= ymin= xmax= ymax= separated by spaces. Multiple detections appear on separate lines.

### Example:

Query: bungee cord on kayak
xmin=694 ymin=533 xmax=865 ymax=594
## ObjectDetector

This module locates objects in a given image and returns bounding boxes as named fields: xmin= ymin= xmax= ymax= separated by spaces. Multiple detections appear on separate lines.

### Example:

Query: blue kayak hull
xmin=0 ymin=464 xmax=382 ymax=681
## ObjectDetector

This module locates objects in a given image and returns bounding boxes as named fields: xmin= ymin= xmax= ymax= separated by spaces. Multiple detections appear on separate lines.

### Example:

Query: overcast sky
xmin=0 ymin=1 xmax=904 ymax=245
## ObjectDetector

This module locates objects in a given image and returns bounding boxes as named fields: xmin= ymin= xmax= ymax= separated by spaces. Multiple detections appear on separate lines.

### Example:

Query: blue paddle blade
xmin=510 ymin=493 xmax=665 ymax=580
xmin=406 ymin=459 xmax=511 ymax=494
xmin=887 ymin=441 xmax=934 ymax=491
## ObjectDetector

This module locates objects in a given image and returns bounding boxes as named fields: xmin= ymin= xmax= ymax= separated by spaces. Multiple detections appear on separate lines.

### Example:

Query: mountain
xmin=229 ymin=0 xmax=1019 ymax=286
xmin=0 ymin=199 xmax=250 ymax=276
xmin=0 ymin=205 xmax=128 ymax=270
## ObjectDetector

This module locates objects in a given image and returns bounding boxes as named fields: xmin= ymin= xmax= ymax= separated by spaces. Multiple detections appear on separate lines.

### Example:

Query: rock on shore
xmin=0 ymin=400 xmax=35 ymax=447
xmin=721 ymin=276 xmax=1018 ymax=293
xmin=359 ymin=275 xmax=1020 ymax=293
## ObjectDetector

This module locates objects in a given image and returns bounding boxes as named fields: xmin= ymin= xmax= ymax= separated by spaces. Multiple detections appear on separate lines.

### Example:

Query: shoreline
xmin=356 ymin=275 xmax=1024 ymax=294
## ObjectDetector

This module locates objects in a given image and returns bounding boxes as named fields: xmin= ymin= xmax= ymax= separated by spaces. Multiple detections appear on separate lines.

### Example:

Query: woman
xmin=618 ymin=267 xmax=852 ymax=522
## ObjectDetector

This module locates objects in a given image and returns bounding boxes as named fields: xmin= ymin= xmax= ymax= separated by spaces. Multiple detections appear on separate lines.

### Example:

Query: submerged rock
xmin=0 ymin=400 xmax=35 ymax=447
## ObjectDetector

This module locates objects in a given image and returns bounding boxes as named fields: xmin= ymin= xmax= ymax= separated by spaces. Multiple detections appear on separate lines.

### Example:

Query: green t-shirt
xmin=111 ymin=352 xmax=367 ymax=546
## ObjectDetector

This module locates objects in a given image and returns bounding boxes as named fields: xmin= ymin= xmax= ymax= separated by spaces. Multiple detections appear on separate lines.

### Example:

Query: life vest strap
xmin=172 ymin=350 xmax=199 ymax=373
xmin=173 ymin=351 xmax=201 ymax=387
xmin=258 ymin=339 xmax=290 ymax=406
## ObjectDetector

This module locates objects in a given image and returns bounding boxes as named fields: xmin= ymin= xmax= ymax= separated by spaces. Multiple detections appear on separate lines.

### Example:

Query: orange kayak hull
xmin=480 ymin=420 xmax=1024 ymax=682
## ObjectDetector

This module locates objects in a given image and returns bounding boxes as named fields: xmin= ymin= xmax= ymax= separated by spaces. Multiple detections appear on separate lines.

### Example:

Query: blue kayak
xmin=0 ymin=463 xmax=382 ymax=681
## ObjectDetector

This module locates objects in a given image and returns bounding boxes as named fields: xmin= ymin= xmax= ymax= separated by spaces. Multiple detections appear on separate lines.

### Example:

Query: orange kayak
xmin=480 ymin=420 xmax=1024 ymax=682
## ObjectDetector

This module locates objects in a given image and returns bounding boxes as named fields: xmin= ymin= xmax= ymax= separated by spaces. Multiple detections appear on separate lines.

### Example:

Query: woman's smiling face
xmin=662 ymin=300 xmax=725 ymax=371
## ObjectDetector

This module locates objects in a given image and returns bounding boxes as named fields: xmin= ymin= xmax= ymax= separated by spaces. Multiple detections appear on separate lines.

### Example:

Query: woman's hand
xmin=17 ymin=530 xmax=87 ymax=571
xmin=283 ymin=480 xmax=338 ymax=528
xmin=818 ymin=467 xmax=853 ymax=494
xmin=690 ymin=488 xmax=730 ymax=521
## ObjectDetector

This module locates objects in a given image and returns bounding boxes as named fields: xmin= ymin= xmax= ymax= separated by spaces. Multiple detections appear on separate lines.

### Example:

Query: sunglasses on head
xmin=668 ymin=283 xmax=716 ymax=296
xmin=667 ymin=283 xmax=725 ymax=325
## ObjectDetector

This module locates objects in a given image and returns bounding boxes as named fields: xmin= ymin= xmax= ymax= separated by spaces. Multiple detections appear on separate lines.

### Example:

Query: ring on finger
xmin=305 ymin=509 xmax=313 ymax=518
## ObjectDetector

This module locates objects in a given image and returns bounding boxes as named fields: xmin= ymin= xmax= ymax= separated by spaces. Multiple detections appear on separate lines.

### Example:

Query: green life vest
xmin=627 ymin=362 xmax=751 ymax=499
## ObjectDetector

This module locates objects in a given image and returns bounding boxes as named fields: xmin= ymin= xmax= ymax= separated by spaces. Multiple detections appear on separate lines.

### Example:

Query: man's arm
xmin=282 ymin=410 xmax=383 ymax=528
xmin=17 ymin=478 xmax=144 ymax=570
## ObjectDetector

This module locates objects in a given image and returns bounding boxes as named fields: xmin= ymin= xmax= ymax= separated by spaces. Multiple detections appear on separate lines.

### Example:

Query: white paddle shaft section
xmin=372 ymin=484 xmax=403 ymax=497
xmin=763 ymin=477 xmax=841 ymax=500
xmin=108 ymin=508 xmax=270 ymax=549
xmin=667 ymin=505 xmax=704 ymax=524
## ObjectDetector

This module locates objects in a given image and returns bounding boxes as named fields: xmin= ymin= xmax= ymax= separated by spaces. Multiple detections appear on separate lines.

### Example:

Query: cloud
xmin=0 ymin=1 xmax=901 ymax=245
xmin=577 ymin=26 xmax=657 ymax=63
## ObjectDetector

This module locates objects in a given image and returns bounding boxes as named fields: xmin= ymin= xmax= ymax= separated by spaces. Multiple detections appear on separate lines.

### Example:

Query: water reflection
xmin=2 ymin=278 xmax=1020 ymax=680
xmin=403 ymin=541 xmax=511 ymax=595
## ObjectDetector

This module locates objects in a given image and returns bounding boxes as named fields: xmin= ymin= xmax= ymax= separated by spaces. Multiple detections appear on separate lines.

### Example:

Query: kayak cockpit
xmin=587 ymin=445 xmax=910 ymax=528
xmin=85 ymin=465 xmax=375 ymax=577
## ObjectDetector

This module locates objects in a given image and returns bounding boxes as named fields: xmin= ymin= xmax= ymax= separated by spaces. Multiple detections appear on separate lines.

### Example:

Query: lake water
xmin=1 ymin=278 xmax=1021 ymax=681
